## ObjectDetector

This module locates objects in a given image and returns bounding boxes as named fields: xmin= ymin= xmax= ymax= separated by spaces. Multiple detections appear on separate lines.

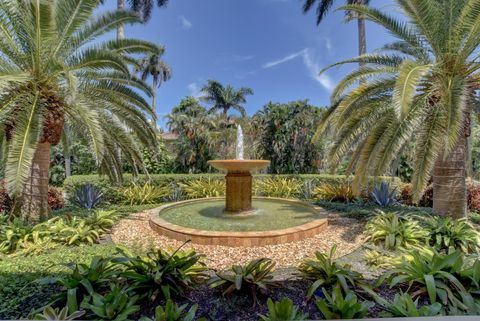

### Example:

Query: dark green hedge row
xmin=64 ymin=173 xmax=402 ymax=195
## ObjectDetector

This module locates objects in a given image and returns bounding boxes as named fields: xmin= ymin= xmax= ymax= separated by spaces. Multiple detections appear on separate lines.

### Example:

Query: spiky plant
xmin=0 ymin=0 xmax=160 ymax=223
xmin=316 ymin=0 xmax=480 ymax=217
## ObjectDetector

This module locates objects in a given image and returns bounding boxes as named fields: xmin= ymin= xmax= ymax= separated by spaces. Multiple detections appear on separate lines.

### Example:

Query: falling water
xmin=236 ymin=124 xmax=244 ymax=160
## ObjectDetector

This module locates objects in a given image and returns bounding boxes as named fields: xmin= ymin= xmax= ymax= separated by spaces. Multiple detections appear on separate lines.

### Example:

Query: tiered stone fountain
xmin=149 ymin=125 xmax=328 ymax=247
xmin=208 ymin=125 xmax=270 ymax=214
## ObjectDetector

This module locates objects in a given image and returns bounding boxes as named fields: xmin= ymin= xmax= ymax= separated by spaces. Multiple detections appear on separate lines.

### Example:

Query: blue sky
xmin=101 ymin=0 xmax=397 ymax=128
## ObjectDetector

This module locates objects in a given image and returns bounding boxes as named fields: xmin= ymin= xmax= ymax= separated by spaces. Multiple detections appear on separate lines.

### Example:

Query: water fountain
xmin=207 ymin=125 xmax=270 ymax=214
xmin=149 ymin=125 xmax=328 ymax=247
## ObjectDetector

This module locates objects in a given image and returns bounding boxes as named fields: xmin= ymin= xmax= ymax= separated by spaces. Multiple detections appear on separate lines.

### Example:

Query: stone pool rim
xmin=149 ymin=197 xmax=329 ymax=247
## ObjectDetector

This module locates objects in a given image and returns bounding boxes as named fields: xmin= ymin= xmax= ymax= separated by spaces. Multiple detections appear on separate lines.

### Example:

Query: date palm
xmin=302 ymin=0 xmax=370 ymax=62
xmin=136 ymin=53 xmax=172 ymax=129
xmin=317 ymin=0 xmax=480 ymax=218
xmin=0 ymin=0 xmax=159 ymax=223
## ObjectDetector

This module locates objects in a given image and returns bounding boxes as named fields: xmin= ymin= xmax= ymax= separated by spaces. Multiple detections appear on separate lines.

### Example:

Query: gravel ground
xmin=110 ymin=208 xmax=366 ymax=270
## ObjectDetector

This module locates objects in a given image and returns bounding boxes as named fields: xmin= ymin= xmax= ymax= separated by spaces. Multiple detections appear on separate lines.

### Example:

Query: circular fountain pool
xmin=149 ymin=197 xmax=328 ymax=247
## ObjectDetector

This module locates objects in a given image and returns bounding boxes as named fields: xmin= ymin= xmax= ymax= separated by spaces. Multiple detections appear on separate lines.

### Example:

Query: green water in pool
xmin=158 ymin=199 xmax=324 ymax=232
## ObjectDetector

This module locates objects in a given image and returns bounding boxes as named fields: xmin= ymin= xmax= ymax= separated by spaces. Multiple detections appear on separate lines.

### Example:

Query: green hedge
xmin=64 ymin=173 xmax=402 ymax=200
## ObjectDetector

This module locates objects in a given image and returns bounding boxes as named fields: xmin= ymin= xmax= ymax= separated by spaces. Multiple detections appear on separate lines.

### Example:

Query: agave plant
xmin=374 ymin=292 xmax=443 ymax=317
xmin=70 ymin=184 xmax=104 ymax=209
xmin=371 ymin=182 xmax=397 ymax=207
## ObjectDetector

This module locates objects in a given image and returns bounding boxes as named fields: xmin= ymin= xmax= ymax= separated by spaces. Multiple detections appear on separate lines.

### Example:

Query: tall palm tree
xmin=200 ymin=80 xmax=253 ymax=118
xmin=316 ymin=0 xmax=480 ymax=218
xmin=200 ymin=80 xmax=253 ymax=157
xmin=107 ymin=0 xmax=169 ymax=40
xmin=302 ymin=0 xmax=370 ymax=63
xmin=0 ymin=0 xmax=159 ymax=223
xmin=136 ymin=53 xmax=172 ymax=129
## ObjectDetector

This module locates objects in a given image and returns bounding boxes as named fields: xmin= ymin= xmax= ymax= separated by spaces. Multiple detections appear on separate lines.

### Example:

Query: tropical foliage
xmin=0 ymin=0 xmax=160 ymax=222
xmin=253 ymin=101 xmax=325 ymax=174
xmin=316 ymin=0 xmax=480 ymax=217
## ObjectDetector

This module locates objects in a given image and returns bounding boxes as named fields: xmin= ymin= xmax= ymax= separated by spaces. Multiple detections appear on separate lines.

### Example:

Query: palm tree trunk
xmin=12 ymin=143 xmax=51 ymax=223
xmin=152 ymin=79 xmax=158 ymax=131
xmin=117 ymin=0 xmax=125 ymax=40
xmin=356 ymin=0 xmax=367 ymax=67
xmin=432 ymin=121 xmax=469 ymax=218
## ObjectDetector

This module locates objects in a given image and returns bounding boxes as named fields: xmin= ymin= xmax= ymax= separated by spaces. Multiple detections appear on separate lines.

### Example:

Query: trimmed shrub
xmin=64 ymin=174 xmax=402 ymax=203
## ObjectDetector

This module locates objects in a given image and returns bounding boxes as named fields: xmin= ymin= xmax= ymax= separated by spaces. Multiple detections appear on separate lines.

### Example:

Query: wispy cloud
xmin=262 ymin=49 xmax=307 ymax=69
xmin=187 ymin=82 xmax=202 ymax=97
xmin=179 ymin=15 xmax=192 ymax=29
xmin=302 ymin=49 xmax=334 ymax=92
xmin=324 ymin=37 xmax=334 ymax=55
xmin=261 ymin=48 xmax=334 ymax=92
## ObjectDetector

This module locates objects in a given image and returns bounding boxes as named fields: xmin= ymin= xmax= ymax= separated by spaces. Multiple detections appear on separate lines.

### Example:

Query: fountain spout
xmin=236 ymin=124 xmax=244 ymax=160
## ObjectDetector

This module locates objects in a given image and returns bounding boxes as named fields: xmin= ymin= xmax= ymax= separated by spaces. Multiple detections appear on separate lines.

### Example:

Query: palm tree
xmin=136 ymin=53 xmax=172 ymax=129
xmin=200 ymin=80 xmax=253 ymax=157
xmin=0 ymin=0 xmax=159 ymax=223
xmin=104 ymin=0 xmax=169 ymax=40
xmin=316 ymin=0 xmax=480 ymax=218
xmin=200 ymin=80 xmax=253 ymax=118
xmin=302 ymin=0 xmax=370 ymax=62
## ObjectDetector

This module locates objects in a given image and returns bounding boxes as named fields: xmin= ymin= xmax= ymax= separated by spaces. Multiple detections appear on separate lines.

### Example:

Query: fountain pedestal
xmin=225 ymin=172 xmax=252 ymax=213
xmin=208 ymin=160 xmax=270 ymax=214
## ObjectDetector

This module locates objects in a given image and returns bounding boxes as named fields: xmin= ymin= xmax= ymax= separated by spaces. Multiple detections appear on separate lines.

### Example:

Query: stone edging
xmin=149 ymin=197 xmax=328 ymax=247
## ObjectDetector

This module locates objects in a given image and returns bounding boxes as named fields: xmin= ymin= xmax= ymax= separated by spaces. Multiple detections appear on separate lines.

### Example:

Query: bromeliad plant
xmin=365 ymin=211 xmax=428 ymax=250
xmin=27 ymin=305 xmax=85 ymax=321
xmin=80 ymin=283 xmax=140 ymax=321
xmin=371 ymin=292 xmax=443 ymax=318
xmin=208 ymin=258 xmax=277 ymax=304
xmin=180 ymin=178 xmax=225 ymax=198
xmin=139 ymin=299 xmax=206 ymax=321
xmin=114 ymin=245 xmax=207 ymax=301
xmin=314 ymin=183 xmax=356 ymax=202
xmin=380 ymin=249 xmax=468 ymax=306
xmin=298 ymin=245 xmax=364 ymax=298
xmin=315 ymin=287 xmax=372 ymax=320
xmin=121 ymin=183 xmax=170 ymax=205
xmin=418 ymin=215 xmax=480 ymax=253
xmin=253 ymin=178 xmax=302 ymax=198
xmin=258 ymin=298 xmax=309 ymax=321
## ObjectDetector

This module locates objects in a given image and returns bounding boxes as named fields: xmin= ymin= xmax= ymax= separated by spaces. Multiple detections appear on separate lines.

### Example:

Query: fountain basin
xmin=208 ymin=160 xmax=271 ymax=173
xmin=149 ymin=197 xmax=328 ymax=247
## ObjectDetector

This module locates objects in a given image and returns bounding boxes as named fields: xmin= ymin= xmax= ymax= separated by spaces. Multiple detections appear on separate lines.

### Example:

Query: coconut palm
xmin=316 ymin=0 xmax=480 ymax=218
xmin=0 ymin=0 xmax=160 ymax=223
xmin=200 ymin=80 xmax=253 ymax=118
xmin=302 ymin=0 xmax=370 ymax=62
xmin=136 ymin=53 xmax=172 ymax=128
